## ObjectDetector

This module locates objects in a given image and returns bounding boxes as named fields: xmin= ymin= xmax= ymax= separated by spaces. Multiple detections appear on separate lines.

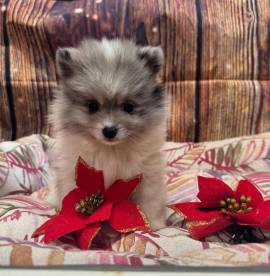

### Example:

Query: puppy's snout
xmin=102 ymin=126 xmax=118 ymax=139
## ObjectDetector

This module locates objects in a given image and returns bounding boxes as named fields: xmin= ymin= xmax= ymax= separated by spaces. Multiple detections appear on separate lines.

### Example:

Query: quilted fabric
xmin=1 ymin=133 xmax=270 ymax=266
xmin=0 ymin=135 xmax=51 ymax=197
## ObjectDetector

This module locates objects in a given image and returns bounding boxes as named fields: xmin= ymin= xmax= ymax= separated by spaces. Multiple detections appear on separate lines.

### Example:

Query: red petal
xmin=171 ymin=202 xmax=221 ymax=222
xmin=225 ymin=210 xmax=260 ymax=226
xmin=259 ymin=200 xmax=270 ymax=226
xmin=197 ymin=176 xmax=234 ymax=208
xmin=76 ymin=157 xmax=105 ymax=193
xmin=34 ymin=215 xmax=87 ymax=243
xmin=235 ymin=179 xmax=264 ymax=207
xmin=109 ymin=200 xmax=151 ymax=232
xmin=105 ymin=175 xmax=142 ymax=203
xmin=229 ymin=200 xmax=270 ymax=226
xmin=85 ymin=201 xmax=113 ymax=224
xmin=61 ymin=187 xmax=91 ymax=215
xmin=76 ymin=222 xmax=101 ymax=249
xmin=187 ymin=215 xmax=233 ymax=239
xmin=61 ymin=185 xmax=111 ymax=223
xmin=32 ymin=200 xmax=112 ymax=243
xmin=32 ymin=214 xmax=61 ymax=238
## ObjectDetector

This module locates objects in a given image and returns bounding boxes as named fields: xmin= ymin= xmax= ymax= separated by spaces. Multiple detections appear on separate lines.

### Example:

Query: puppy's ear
xmin=56 ymin=47 xmax=78 ymax=79
xmin=137 ymin=46 xmax=164 ymax=75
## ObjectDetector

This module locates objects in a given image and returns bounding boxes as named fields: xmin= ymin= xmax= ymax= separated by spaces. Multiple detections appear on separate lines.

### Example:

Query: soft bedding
xmin=1 ymin=133 xmax=270 ymax=266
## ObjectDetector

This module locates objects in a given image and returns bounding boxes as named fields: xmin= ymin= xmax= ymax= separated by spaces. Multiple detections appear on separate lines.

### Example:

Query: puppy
xmin=47 ymin=38 xmax=168 ymax=230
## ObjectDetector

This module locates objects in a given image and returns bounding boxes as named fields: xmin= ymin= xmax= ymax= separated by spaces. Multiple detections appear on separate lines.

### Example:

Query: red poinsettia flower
xmin=32 ymin=157 xmax=150 ymax=249
xmin=170 ymin=176 xmax=270 ymax=239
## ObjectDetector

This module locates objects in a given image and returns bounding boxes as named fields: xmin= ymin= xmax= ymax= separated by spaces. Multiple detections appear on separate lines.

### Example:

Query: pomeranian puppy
xmin=47 ymin=38 xmax=168 ymax=230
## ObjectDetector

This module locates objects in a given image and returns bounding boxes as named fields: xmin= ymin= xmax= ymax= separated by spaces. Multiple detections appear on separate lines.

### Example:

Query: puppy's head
xmin=54 ymin=38 xmax=166 ymax=146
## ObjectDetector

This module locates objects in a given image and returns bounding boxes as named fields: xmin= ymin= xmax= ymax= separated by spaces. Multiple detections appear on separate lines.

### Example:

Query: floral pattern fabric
xmin=0 ymin=135 xmax=51 ymax=196
xmin=1 ymin=133 xmax=270 ymax=266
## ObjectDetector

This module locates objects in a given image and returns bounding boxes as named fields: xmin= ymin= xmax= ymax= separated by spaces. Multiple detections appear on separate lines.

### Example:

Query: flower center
xmin=75 ymin=191 xmax=104 ymax=215
xmin=220 ymin=195 xmax=252 ymax=214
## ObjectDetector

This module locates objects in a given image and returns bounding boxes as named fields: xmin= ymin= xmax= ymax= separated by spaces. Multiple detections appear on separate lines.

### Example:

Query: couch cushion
xmin=1 ymin=133 xmax=270 ymax=266
xmin=0 ymin=135 xmax=51 ymax=197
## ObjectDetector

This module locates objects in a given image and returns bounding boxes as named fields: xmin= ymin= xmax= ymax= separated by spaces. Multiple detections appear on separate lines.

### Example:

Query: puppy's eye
xmin=88 ymin=100 xmax=99 ymax=113
xmin=122 ymin=102 xmax=135 ymax=114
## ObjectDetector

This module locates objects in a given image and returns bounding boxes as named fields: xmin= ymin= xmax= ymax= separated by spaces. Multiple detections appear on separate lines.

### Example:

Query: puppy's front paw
xmin=149 ymin=217 xmax=166 ymax=231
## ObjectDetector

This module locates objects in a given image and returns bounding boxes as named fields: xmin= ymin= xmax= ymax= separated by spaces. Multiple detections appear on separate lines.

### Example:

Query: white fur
xmin=46 ymin=39 xmax=168 ymax=230
xmin=101 ymin=38 xmax=115 ymax=61
xmin=46 ymin=120 xmax=167 ymax=230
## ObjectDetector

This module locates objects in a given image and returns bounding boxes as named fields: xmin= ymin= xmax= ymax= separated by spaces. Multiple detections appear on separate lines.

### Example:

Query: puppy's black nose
xmin=102 ymin=126 xmax=118 ymax=139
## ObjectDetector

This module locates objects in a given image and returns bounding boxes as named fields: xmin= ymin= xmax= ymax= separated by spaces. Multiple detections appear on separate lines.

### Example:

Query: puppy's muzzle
xmin=102 ymin=126 xmax=118 ymax=139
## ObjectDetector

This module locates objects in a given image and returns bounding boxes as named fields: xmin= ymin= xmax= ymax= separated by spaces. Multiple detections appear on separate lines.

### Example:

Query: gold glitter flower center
xmin=220 ymin=195 xmax=252 ymax=214
xmin=75 ymin=191 xmax=104 ymax=215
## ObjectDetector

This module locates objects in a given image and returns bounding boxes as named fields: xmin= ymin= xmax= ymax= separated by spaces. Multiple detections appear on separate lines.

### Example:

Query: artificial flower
xmin=170 ymin=176 xmax=270 ymax=239
xmin=32 ymin=157 xmax=150 ymax=249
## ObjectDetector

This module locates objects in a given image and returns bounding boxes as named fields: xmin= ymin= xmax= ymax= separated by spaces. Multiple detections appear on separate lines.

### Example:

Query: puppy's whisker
xmin=126 ymin=133 xmax=139 ymax=145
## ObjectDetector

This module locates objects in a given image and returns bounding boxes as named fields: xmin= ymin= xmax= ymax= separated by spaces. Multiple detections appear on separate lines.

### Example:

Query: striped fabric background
xmin=0 ymin=0 xmax=270 ymax=142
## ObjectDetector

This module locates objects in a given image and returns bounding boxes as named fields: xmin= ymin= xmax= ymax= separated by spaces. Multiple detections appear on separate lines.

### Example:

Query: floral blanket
xmin=1 ymin=133 xmax=270 ymax=267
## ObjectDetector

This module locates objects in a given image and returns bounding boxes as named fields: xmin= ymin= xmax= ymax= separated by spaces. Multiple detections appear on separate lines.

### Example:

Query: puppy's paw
xmin=149 ymin=217 xmax=167 ymax=231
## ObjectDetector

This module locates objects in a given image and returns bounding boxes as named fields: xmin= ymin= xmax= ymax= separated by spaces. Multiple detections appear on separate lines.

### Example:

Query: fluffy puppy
xmin=47 ymin=38 xmax=168 ymax=230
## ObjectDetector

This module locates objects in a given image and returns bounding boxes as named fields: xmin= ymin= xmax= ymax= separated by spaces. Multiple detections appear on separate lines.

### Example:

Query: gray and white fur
xmin=46 ymin=38 xmax=168 ymax=230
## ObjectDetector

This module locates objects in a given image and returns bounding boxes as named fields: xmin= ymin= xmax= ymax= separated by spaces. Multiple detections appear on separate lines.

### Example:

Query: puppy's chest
xmin=81 ymin=150 xmax=141 ymax=189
